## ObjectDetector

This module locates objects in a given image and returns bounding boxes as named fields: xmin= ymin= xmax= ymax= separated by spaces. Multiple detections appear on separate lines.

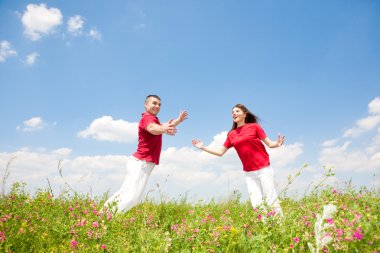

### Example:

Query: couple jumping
xmin=104 ymin=95 xmax=285 ymax=215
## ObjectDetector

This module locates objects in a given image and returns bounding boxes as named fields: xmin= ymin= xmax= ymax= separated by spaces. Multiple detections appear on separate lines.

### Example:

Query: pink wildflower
xmin=171 ymin=224 xmax=179 ymax=231
xmin=0 ymin=231 xmax=6 ymax=242
xmin=101 ymin=244 xmax=107 ymax=249
xmin=193 ymin=228 xmax=199 ymax=233
xmin=326 ymin=218 xmax=334 ymax=225
xmin=290 ymin=243 xmax=294 ymax=249
xmin=92 ymin=221 xmax=99 ymax=228
xmin=293 ymin=237 xmax=300 ymax=243
xmin=130 ymin=217 xmax=135 ymax=223
xmin=225 ymin=209 xmax=230 ymax=214
xmin=76 ymin=218 xmax=87 ymax=227
xmin=353 ymin=227 xmax=363 ymax=241
xmin=71 ymin=240 xmax=78 ymax=248
xmin=336 ymin=229 xmax=344 ymax=237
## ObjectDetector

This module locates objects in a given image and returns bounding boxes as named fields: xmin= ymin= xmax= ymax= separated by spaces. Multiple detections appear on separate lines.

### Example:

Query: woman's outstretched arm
xmin=262 ymin=133 xmax=285 ymax=148
xmin=192 ymin=139 xmax=228 ymax=157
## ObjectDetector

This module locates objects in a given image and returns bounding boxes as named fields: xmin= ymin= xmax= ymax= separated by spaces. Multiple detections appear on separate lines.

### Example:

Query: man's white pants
xmin=104 ymin=156 xmax=155 ymax=213
xmin=245 ymin=166 xmax=283 ymax=215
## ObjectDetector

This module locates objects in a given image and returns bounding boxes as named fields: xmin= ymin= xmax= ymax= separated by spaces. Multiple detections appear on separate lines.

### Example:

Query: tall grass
xmin=0 ymin=165 xmax=379 ymax=252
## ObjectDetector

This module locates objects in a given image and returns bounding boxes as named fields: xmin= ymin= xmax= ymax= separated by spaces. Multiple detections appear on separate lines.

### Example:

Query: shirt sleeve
xmin=255 ymin=124 xmax=267 ymax=140
xmin=141 ymin=115 xmax=159 ymax=130
xmin=223 ymin=134 xmax=232 ymax=149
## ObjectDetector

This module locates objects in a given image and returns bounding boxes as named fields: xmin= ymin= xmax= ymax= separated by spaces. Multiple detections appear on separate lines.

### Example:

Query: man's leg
xmin=104 ymin=156 xmax=155 ymax=213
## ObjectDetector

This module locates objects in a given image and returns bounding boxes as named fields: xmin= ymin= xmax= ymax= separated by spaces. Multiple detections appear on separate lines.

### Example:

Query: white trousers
xmin=104 ymin=156 xmax=155 ymax=213
xmin=245 ymin=166 xmax=283 ymax=215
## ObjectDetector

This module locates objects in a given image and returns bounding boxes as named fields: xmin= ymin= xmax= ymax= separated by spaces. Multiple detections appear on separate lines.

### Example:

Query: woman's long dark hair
xmin=230 ymin=104 xmax=260 ymax=131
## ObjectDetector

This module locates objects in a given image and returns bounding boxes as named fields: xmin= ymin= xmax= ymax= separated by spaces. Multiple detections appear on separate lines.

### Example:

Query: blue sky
xmin=1 ymin=1 xmax=379 ymax=201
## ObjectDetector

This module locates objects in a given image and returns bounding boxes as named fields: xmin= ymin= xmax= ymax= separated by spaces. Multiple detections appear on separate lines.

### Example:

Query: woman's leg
xmin=245 ymin=170 xmax=264 ymax=208
xmin=259 ymin=166 xmax=283 ymax=216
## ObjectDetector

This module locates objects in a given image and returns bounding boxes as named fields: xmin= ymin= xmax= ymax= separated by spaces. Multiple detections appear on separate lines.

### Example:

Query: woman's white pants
xmin=104 ymin=156 xmax=155 ymax=213
xmin=245 ymin=166 xmax=283 ymax=215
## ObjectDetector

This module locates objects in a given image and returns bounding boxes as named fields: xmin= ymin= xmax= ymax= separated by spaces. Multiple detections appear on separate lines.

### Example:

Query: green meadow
xmin=1 ymin=166 xmax=379 ymax=252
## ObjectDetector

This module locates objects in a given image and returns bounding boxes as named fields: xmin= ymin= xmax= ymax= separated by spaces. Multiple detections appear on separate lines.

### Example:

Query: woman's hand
xmin=192 ymin=139 xmax=204 ymax=149
xmin=277 ymin=134 xmax=285 ymax=147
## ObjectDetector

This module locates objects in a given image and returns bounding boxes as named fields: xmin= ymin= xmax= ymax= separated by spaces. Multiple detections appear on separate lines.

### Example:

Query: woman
xmin=192 ymin=104 xmax=285 ymax=215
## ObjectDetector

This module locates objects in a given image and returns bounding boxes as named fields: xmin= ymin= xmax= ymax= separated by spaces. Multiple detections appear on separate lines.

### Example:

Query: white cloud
xmin=0 ymin=130 xmax=304 ymax=201
xmin=52 ymin=148 xmax=72 ymax=156
xmin=152 ymin=131 xmax=304 ymax=200
xmin=67 ymin=15 xmax=84 ymax=36
xmin=369 ymin=152 xmax=380 ymax=169
xmin=0 ymin=149 xmax=126 ymax=196
xmin=344 ymin=97 xmax=380 ymax=138
xmin=0 ymin=40 xmax=17 ymax=62
xmin=16 ymin=117 xmax=46 ymax=132
xmin=22 ymin=3 xmax=63 ymax=41
xmin=208 ymin=131 xmax=228 ymax=148
xmin=320 ymin=98 xmax=380 ymax=173
xmin=1 ymin=138 xmax=373 ymax=201
xmin=267 ymin=143 xmax=303 ymax=168
xmin=322 ymin=139 xmax=338 ymax=147
xmin=157 ymin=146 xmax=236 ymax=187
xmin=78 ymin=116 xmax=138 ymax=143
xmin=319 ymin=140 xmax=379 ymax=172
xmin=367 ymin=127 xmax=380 ymax=154
xmin=369 ymin=97 xmax=380 ymax=114
xmin=25 ymin=52 xmax=39 ymax=65
xmin=88 ymin=28 xmax=102 ymax=41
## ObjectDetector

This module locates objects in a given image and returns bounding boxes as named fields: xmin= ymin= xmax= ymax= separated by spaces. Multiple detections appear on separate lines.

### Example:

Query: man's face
xmin=145 ymin=97 xmax=161 ymax=115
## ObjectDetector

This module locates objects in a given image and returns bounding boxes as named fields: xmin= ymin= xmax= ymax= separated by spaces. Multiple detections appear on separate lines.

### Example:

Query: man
xmin=104 ymin=95 xmax=188 ymax=213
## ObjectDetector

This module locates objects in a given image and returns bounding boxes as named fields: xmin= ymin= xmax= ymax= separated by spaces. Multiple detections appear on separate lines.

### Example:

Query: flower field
xmin=1 ymin=180 xmax=379 ymax=252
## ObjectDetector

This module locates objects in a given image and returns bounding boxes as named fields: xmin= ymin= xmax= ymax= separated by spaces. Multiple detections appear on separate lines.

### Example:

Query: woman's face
xmin=232 ymin=107 xmax=246 ymax=124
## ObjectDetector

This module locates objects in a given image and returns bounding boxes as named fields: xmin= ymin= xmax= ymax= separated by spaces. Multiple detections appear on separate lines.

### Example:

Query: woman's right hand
xmin=192 ymin=139 xmax=204 ymax=149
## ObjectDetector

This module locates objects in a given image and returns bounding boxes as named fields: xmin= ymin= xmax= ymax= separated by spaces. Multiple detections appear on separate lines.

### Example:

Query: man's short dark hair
xmin=146 ymin=95 xmax=161 ymax=102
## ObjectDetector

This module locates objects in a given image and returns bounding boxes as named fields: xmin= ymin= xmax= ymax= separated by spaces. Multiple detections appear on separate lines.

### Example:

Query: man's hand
xmin=178 ymin=110 xmax=188 ymax=123
xmin=162 ymin=120 xmax=177 ymax=136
